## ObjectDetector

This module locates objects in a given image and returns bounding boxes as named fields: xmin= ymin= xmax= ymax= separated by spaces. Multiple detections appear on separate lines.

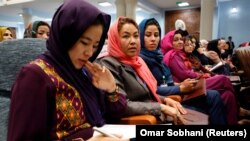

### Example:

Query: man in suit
xmin=227 ymin=36 xmax=235 ymax=55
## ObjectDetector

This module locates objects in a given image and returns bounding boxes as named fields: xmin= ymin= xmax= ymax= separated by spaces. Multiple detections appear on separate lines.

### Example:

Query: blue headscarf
xmin=139 ymin=18 xmax=163 ymax=62
xmin=139 ymin=18 xmax=174 ymax=85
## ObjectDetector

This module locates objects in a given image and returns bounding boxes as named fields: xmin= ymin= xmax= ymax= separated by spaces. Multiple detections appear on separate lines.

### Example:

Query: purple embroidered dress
xmin=7 ymin=0 xmax=126 ymax=140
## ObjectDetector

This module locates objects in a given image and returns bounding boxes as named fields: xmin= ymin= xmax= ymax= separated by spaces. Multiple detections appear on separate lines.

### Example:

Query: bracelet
xmin=108 ymin=84 xmax=119 ymax=95
xmin=107 ymin=94 xmax=119 ymax=102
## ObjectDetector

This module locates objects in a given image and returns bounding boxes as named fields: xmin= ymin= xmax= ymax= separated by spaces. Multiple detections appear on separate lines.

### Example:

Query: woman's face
xmin=184 ymin=39 xmax=194 ymax=54
xmin=191 ymin=38 xmax=196 ymax=48
xmin=68 ymin=24 xmax=103 ymax=69
xmin=172 ymin=33 xmax=183 ymax=50
xmin=119 ymin=23 xmax=140 ymax=57
xmin=36 ymin=25 xmax=50 ymax=39
xmin=218 ymin=39 xmax=227 ymax=50
xmin=144 ymin=25 xmax=160 ymax=51
xmin=3 ymin=29 xmax=13 ymax=40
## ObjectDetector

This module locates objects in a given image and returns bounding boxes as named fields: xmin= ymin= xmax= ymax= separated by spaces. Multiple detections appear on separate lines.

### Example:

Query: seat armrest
xmin=119 ymin=115 xmax=157 ymax=125
xmin=119 ymin=96 xmax=182 ymax=125
xmin=167 ymin=95 xmax=182 ymax=102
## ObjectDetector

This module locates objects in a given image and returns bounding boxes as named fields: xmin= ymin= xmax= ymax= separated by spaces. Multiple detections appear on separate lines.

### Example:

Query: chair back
xmin=0 ymin=38 xmax=46 ymax=141
xmin=0 ymin=38 xmax=47 ymax=97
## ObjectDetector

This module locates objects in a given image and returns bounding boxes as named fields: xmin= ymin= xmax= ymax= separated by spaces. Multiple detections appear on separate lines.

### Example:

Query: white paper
xmin=93 ymin=124 xmax=136 ymax=139
xmin=209 ymin=61 xmax=224 ymax=72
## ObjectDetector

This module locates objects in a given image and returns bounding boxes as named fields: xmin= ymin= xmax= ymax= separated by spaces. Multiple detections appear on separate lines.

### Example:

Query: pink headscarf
xmin=161 ymin=30 xmax=187 ymax=67
xmin=107 ymin=17 xmax=161 ymax=103
xmin=160 ymin=30 xmax=176 ymax=55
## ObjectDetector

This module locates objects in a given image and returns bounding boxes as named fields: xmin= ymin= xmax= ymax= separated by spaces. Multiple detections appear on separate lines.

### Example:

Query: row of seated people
xmin=0 ymin=20 xmax=50 ymax=43
xmin=161 ymin=29 xmax=250 ymax=125
xmin=4 ymin=1 xmax=250 ymax=141
xmin=97 ymin=17 xmax=227 ymax=125
xmin=185 ymin=35 xmax=236 ymax=76
xmin=172 ymin=19 xmax=237 ymax=76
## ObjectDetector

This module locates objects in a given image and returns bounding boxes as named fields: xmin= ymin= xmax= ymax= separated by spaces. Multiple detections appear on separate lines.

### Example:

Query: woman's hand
xmin=163 ymin=98 xmax=187 ymax=114
xmin=206 ymin=51 xmax=221 ymax=64
xmin=197 ymin=47 xmax=205 ymax=54
xmin=85 ymin=61 xmax=116 ymax=93
xmin=179 ymin=78 xmax=198 ymax=93
xmin=160 ymin=104 xmax=186 ymax=125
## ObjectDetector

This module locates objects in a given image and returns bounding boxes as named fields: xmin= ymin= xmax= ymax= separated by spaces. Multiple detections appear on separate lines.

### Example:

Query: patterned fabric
xmin=40 ymin=0 xmax=111 ymax=127
xmin=107 ymin=94 xmax=119 ymax=102
xmin=31 ymin=59 xmax=90 ymax=139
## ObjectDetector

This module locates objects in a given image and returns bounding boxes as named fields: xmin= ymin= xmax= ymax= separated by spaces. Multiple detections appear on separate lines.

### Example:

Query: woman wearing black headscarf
xmin=7 ymin=0 xmax=127 ymax=140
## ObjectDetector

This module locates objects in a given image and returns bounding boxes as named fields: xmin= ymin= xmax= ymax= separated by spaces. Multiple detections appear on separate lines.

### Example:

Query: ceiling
xmin=0 ymin=0 xmax=202 ymax=23
xmin=0 ymin=0 xmax=231 ymax=23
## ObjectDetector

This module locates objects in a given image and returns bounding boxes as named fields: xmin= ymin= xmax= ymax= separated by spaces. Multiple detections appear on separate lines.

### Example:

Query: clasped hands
xmin=161 ymin=98 xmax=187 ymax=125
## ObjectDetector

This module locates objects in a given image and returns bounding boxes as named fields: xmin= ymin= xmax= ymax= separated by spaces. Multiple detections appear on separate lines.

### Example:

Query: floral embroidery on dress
xmin=31 ymin=59 xmax=91 ymax=139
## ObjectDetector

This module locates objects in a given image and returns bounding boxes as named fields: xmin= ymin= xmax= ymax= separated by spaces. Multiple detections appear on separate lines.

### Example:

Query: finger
xmin=86 ymin=62 xmax=102 ymax=74
xmin=92 ymin=63 xmax=103 ymax=72
xmin=85 ymin=61 xmax=95 ymax=74
xmin=173 ymin=114 xmax=178 ymax=125
xmin=174 ymin=104 xmax=185 ymax=114
xmin=176 ymin=115 xmax=186 ymax=125
xmin=102 ymin=66 xmax=106 ymax=73
xmin=175 ymin=112 xmax=187 ymax=125
xmin=178 ymin=106 xmax=187 ymax=114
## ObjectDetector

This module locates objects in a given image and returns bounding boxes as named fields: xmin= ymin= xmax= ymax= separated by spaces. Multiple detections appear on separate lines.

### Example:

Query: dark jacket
xmin=97 ymin=56 xmax=161 ymax=117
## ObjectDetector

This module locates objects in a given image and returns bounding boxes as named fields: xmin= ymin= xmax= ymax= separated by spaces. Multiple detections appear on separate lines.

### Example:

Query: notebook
xmin=182 ymin=78 xmax=206 ymax=102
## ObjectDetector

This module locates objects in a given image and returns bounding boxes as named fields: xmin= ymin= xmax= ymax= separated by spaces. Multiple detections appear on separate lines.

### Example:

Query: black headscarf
xmin=40 ymin=0 xmax=111 ymax=126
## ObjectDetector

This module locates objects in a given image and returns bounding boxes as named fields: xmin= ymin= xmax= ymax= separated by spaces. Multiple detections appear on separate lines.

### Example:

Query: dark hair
xmin=183 ymin=36 xmax=192 ymax=46
xmin=189 ymin=35 xmax=199 ymax=49
xmin=174 ymin=29 xmax=188 ymax=36
xmin=32 ymin=21 xmax=50 ymax=38
xmin=118 ymin=17 xmax=139 ymax=33
xmin=146 ymin=19 xmax=161 ymax=31
xmin=175 ymin=29 xmax=184 ymax=36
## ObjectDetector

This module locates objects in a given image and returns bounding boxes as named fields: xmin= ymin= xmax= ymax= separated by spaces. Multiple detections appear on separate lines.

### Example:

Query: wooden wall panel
xmin=165 ymin=8 xmax=200 ymax=40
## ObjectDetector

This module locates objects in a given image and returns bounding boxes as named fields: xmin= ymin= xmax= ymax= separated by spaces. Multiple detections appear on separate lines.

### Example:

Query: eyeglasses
xmin=3 ymin=33 xmax=13 ymax=37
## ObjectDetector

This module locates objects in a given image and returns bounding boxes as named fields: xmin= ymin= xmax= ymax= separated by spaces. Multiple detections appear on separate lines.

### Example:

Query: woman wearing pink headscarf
xmin=161 ymin=30 xmax=238 ymax=124
xmin=97 ymin=17 xmax=188 ymax=125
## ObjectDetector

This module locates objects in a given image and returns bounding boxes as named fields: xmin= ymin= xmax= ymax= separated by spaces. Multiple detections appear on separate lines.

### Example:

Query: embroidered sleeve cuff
xmin=107 ymin=94 xmax=119 ymax=102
